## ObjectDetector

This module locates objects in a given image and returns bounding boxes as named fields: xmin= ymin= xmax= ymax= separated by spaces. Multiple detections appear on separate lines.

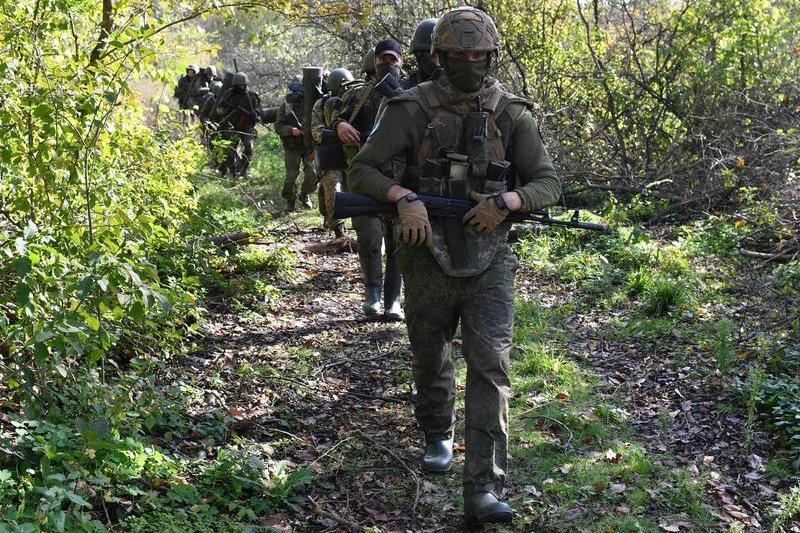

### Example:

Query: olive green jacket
xmin=349 ymin=78 xmax=561 ymax=213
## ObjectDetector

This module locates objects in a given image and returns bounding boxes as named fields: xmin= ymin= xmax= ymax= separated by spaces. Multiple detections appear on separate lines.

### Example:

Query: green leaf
xmin=65 ymin=491 xmax=91 ymax=508
xmin=50 ymin=510 xmax=66 ymax=533
xmin=84 ymin=315 xmax=100 ymax=332
xmin=15 ymin=283 xmax=30 ymax=307
xmin=14 ymin=256 xmax=31 ymax=277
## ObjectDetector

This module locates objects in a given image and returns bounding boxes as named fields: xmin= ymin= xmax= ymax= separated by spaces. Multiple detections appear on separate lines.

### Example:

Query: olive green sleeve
xmin=507 ymin=104 xmax=561 ymax=212
xmin=348 ymin=102 xmax=420 ymax=201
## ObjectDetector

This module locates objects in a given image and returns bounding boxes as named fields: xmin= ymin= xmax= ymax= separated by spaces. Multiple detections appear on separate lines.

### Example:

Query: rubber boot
xmin=422 ymin=438 xmax=453 ymax=473
xmin=383 ymin=253 xmax=403 ymax=321
xmin=464 ymin=492 xmax=513 ymax=525
xmin=360 ymin=254 xmax=382 ymax=316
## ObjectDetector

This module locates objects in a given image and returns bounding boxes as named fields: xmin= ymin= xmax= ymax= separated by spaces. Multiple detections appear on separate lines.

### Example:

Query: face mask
xmin=376 ymin=63 xmax=401 ymax=81
xmin=415 ymin=53 xmax=439 ymax=80
xmin=444 ymin=56 xmax=489 ymax=93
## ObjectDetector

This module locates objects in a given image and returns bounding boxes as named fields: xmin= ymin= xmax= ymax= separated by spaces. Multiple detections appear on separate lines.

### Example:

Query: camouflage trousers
xmin=280 ymin=147 xmax=316 ymax=202
xmin=398 ymin=243 xmax=517 ymax=498
xmin=353 ymin=215 xmax=399 ymax=289
xmin=317 ymin=170 xmax=345 ymax=230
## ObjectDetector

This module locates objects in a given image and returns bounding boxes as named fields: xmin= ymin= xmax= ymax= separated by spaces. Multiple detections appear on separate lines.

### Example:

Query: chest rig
xmin=394 ymin=77 xmax=529 ymax=277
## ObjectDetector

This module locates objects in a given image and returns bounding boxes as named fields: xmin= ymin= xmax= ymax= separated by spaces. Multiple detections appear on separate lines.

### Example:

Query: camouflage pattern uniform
xmin=334 ymin=74 xmax=402 ymax=316
xmin=310 ymin=96 xmax=342 ymax=231
xmin=214 ymin=73 xmax=261 ymax=178
xmin=349 ymin=14 xmax=561 ymax=505
xmin=275 ymin=83 xmax=316 ymax=208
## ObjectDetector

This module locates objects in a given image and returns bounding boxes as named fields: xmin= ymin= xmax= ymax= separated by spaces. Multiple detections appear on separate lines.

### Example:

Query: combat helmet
xmin=327 ymin=68 xmax=355 ymax=96
xmin=232 ymin=72 xmax=248 ymax=88
xmin=410 ymin=18 xmax=438 ymax=54
xmin=430 ymin=7 xmax=500 ymax=54
xmin=287 ymin=74 xmax=303 ymax=94
xmin=362 ymin=49 xmax=376 ymax=78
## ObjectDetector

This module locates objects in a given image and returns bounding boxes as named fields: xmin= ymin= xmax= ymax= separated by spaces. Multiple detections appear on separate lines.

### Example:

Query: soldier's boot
xmin=333 ymin=223 xmax=347 ymax=239
xmin=464 ymin=492 xmax=513 ymax=525
xmin=383 ymin=256 xmax=403 ymax=322
xmin=360 ymin=254 xmax=382 ymax=316
xmin=422 ymin=438 xmax=453 ymax=473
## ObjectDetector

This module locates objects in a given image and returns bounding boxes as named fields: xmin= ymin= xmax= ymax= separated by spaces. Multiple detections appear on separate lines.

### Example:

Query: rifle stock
xmin=333 ymin=191 xmax=607 ymax=232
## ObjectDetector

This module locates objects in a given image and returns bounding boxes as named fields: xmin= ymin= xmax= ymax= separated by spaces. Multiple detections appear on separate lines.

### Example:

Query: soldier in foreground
xmin=349 ymin=7 xmax=561 ymax=524
xmin=335 ymin=40 xmax=405 ymax=320
xmin=276 ymin=75 xmax=316 ymax=211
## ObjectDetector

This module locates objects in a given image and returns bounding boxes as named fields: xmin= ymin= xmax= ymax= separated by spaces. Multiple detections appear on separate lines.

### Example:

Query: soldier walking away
xmin=215 ymin=72 xmax=261 ymax=179
xmin=311 ymin=68 xmax=355 ymax=238
xmin=333 ymin=39 xmax=406 ymax=321
xmin=349 ymin=7 xmax=561 ymax=524
xmin=404 ymin=18 xmax=440 ymax=88
xmin=276 ymin=75 xmax=316 ymax=211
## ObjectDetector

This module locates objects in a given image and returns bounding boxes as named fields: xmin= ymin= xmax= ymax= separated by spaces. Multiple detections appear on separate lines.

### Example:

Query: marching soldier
xmin=334 ymin=39 xmax=406 ymax=321
xmin=275 ymin=75 xmax=316 ymax=211
xmin=404 ymin=18 xmax=440 ymax=88
xmin=215 ymin=72 xmax=261 ymax=179
xmin=349 ymin=7 xmax=561 ymax=524
xmin=311 ymin=68 xmax=355 ymax=238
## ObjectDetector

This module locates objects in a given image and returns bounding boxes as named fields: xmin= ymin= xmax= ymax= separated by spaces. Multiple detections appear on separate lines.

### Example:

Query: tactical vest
xmin=391 ymin=77 xmax=530 ymax=277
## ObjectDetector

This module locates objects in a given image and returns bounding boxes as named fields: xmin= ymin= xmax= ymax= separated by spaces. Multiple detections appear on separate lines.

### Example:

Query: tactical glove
xmin=463 ymin=191 xmax=510 ymax=234
xmin=397 ymin=195 xmax=432 ymax=247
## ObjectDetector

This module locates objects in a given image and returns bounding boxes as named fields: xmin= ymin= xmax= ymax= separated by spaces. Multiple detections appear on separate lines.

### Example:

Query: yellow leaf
xmin=734 ymin=219 xmax=746 ymax=228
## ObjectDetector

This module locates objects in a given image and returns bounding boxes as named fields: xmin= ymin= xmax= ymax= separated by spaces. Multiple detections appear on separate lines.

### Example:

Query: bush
xmin=645 ymin=276 xmax=694 ymax=317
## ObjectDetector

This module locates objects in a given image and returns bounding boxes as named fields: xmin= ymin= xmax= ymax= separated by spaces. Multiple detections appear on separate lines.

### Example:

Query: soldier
xmin=349 ymin=7 xmax=561 ymax=524
xmin=311 ymin=68 xmax=355 ymax=238
xmin=173 ymin=64 xmax=198 ymax=110
xmin=404 ymin=18 xmax=440 ymax=88
xmin=334 ymin=39 xmax=405 ymax=320
xmin=215 ymin=72 xmax=261 ymax=179
xmin=362 ymin=49 xmax=377 ymax=82
xmin=187 ymin=65 xmax=212 ymax=110
xmin=275 ymin=75 xmax=316 ymax=211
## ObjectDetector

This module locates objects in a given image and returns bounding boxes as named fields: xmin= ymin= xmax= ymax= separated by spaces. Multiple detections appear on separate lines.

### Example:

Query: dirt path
xmin=178 ymin=198 xmax=795 ymax=532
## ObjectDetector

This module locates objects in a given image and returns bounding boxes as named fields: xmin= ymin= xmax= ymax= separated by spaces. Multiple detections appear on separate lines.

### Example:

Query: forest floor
xmin=168 ymin=133 xmax=800 ymax=532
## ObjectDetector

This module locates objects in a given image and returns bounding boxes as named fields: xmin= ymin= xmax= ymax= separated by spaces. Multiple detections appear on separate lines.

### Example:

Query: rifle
xmin=332 ymin=191 xmax=607 ymax=232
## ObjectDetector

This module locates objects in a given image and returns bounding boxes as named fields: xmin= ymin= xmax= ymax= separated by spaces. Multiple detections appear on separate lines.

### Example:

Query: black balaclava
xmin=442 ymin=54 xmax=491 ymax=93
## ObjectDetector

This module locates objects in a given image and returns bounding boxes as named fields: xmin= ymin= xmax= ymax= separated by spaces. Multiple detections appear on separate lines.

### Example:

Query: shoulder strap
xmin=347 ymin=82 xmax=375 ymax=124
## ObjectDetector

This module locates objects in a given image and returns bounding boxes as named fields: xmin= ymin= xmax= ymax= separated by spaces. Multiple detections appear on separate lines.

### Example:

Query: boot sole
xmin=464 ymin=511 xmax=513 ymax=525
xmin=420 ymin=461 xmax=452 ymax=473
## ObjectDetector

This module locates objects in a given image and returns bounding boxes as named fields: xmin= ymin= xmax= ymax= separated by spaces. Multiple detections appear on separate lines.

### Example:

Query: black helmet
xmin=362 ymin=49 xmax=376 ymax=77
xmin=411 ymin=18 xmax=438 ymax=54
xmin=327 ymin=68 xmax=355 ymax=96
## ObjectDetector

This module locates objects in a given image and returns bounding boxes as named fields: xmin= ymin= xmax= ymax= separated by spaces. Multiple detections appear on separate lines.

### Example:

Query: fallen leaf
xmin=610 ymin=483 xmax=627 ymax=493
xmin=746 ymin=454 xmax=763 ymax=470
xmin=524 ymin=485 xmax=541 ymax=497
xmin=559 ymin=463 xmax=574 ymax=474
xmin=615 ymin=505 xmax=630 ymax=515
xmin=563 ymin=507 xmax=584 ymax=521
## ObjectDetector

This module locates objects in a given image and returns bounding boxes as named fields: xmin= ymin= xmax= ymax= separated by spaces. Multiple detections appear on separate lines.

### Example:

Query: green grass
xmin=497 ymin=297 xmax=717 ymax=531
